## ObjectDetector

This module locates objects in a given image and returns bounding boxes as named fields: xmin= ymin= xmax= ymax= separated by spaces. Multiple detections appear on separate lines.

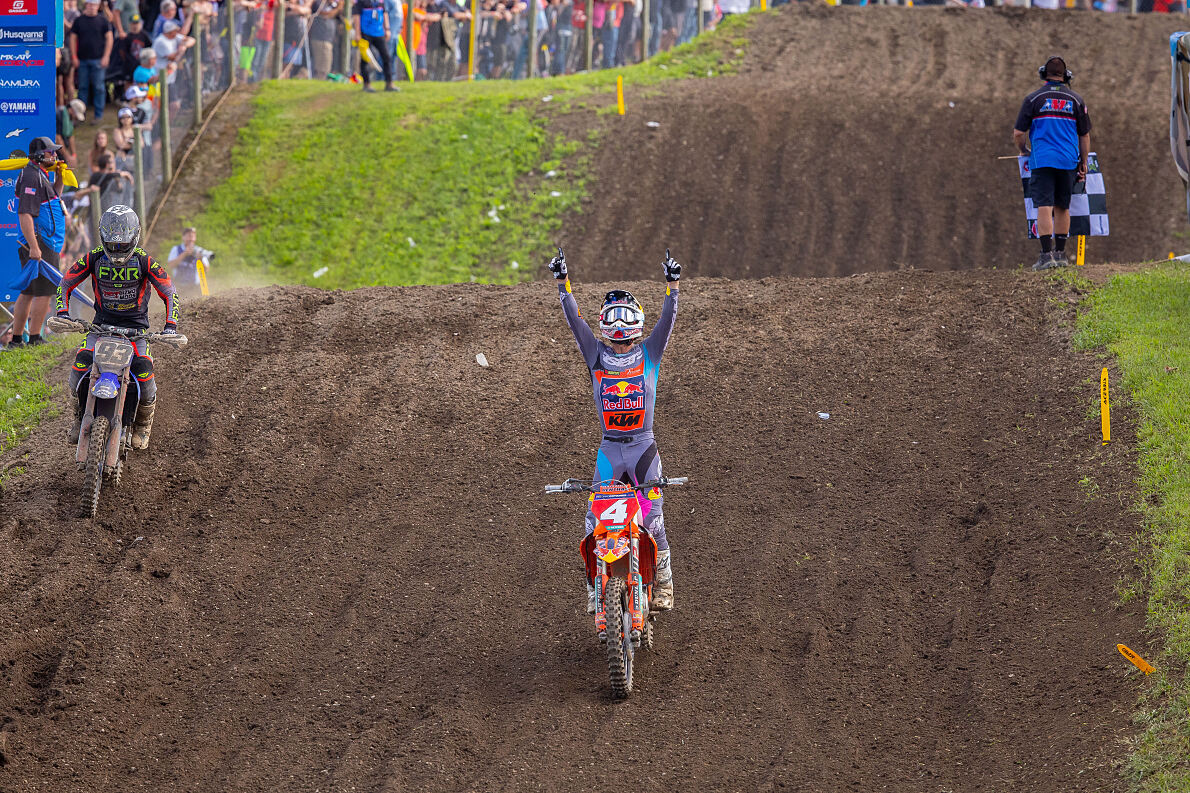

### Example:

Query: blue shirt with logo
xmin=14 ymin=162 xmax=64 ymax=252
xmin=355 ymin=0 xmax=386 ymax=38
xmin=1015 ymin=82 xmax=1092 ymax=171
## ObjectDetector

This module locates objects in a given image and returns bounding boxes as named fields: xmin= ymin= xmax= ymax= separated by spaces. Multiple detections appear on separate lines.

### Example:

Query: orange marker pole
xmin=616 ymin=75 xmax=625 ymax=115
xmin=1117 ymin=644 xmax=1155 ymax=675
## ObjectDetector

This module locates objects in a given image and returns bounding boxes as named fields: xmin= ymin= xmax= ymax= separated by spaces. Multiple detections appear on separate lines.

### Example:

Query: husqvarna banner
xmin=0 ymin=0 xmax=59 ymax=301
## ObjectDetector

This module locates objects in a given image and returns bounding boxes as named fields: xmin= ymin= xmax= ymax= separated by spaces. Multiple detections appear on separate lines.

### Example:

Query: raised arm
xmin=643 ymin=250 xmax=679 ymax=362
xmin=548 ymin=247 xmax=600 ymax=369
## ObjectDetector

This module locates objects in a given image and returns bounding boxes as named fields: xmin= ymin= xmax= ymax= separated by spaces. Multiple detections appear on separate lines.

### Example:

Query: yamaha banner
xmin=0 ymin=0 xmax=61 ymax=302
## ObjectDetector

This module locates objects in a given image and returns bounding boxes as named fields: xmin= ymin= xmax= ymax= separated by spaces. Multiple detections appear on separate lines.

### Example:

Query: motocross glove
xmin=662 ymin=249 xmax=681 ymax=282
xmin=548 ymin=246 xmax=568 ymax=280
xmin=162 ymin=325 xmax=178 ymax=334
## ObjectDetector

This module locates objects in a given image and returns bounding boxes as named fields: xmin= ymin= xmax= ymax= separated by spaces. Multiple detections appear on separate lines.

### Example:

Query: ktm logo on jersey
xmin=604 ymin=411 xmax=644 ymax=431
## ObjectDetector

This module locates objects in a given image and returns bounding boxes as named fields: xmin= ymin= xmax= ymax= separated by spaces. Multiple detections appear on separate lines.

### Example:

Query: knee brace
xmin=130 ymin=356 xmax=156 ymax=404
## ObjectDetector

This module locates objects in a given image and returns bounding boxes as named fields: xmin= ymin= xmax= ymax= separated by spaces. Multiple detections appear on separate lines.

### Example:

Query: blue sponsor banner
xmin=0 ymin=0 xmax=63 ymax=48
xmin=0 ymin=42 xmax=57 ymax=301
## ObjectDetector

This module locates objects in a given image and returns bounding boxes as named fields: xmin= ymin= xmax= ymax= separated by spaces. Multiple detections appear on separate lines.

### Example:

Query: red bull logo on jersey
xmin=602 ymin=380 xmax=643 ymax=397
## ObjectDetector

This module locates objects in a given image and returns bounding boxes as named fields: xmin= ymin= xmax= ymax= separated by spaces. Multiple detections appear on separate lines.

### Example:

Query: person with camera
xmin=167 ymin=226 xmax=213 ymax=296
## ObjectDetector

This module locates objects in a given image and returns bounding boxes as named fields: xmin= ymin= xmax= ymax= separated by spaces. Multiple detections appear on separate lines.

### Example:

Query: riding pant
xmin=69 ymin=332 xmax=156 ymax=413
xmin=584 ymin=435 xmax=668 ymax=551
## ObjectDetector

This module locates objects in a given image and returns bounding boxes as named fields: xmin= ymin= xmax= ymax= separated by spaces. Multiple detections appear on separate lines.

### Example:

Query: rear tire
xmin=81 ymin=416 xmax=108 ymax=518
xmin=604 ymin=577 xmax=633 ymax=698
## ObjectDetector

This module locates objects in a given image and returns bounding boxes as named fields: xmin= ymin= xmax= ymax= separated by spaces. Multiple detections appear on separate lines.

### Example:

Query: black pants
xmin=360 ymin=33 xmax=393 ymax=85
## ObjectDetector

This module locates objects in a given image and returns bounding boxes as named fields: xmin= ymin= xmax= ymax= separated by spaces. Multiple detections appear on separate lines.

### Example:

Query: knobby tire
xmin=81 ymin=416 xmax=108 ymax=518
xmin=604 ymin=577 xmax=633 ymax=698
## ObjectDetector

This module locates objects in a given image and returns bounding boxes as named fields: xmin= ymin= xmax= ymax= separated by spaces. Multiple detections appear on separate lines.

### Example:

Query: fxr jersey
xmin=558 ymin=279 xmax=678 ymax=439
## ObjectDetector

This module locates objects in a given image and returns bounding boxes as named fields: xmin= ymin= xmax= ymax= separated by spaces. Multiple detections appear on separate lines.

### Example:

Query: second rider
xmin=548 ymin=247 xmax=681 ymax=614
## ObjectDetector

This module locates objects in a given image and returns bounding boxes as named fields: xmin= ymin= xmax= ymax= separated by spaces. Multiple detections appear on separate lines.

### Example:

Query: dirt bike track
xmin=0 ymin=268 xmax=1148 ymax=791
xmin=0 ymin=6 xmax=1172 ymax=791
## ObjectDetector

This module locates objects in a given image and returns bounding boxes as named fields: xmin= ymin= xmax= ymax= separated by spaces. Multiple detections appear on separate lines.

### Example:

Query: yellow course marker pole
xmin=760 ymin=0 xmax=766 ymax=9
xmin=469 ymin=0 xmax=478 ymax=79
xmin=1100 ymin=367 xmax=1110 ymax=444
xmin=1076 ymin=234 xmax=1085 ymax=266
xmin=616 ymin=75 xmax=625 ymax=115
xmin=1117 ymin=644 xmax=1155 ymax=675
xmin=197 ymin=259 xmax=211 ymax=297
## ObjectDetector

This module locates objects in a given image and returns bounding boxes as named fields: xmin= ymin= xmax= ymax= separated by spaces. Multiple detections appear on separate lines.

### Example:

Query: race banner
xmin=0 ymin=0 xmax=60 ymax=301
xmin=1019 ymin=152 xmax=1109 ymax=239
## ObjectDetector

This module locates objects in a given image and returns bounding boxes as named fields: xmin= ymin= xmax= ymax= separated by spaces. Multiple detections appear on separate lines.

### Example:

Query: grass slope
xmin=189 ymin=13 xmax=756 ymax=290
xmin=1075 ymin=262 xmax=1190 ymax=791
xmin=0 ymin=339 xmax=73 ymax=474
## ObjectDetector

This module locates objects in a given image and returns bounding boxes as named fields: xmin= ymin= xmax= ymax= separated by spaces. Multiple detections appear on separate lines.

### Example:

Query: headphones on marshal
xmin=1038 ymin=55 xmax=1073 ymax=84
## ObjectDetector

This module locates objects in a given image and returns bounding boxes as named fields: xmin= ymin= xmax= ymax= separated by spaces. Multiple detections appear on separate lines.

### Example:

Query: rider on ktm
xmin=548 ymin=247 xmax=681 ymax=615
xmin=55 ymin=205 xmax=180 ymax=451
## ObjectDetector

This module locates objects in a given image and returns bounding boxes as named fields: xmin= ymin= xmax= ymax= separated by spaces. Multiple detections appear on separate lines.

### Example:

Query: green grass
xmin=0 ymin=338 xmax=73 ymax=464
xmin=1074 ymin=262 xmax=1190 ymax=790
xmin=189 ymin=12 xmax=757 ymax=290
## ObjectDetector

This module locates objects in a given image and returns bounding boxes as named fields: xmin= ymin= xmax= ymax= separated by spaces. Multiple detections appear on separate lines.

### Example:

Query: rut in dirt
xmin=0 ymin=270 xmax=1145 ymax=791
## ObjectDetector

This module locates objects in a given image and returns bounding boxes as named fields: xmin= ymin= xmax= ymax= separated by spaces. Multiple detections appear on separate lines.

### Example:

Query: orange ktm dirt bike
xmin=48 ymin=317 xmax=188 ymax=518
xmin=545 ymin=475 xmax=687 ymax=698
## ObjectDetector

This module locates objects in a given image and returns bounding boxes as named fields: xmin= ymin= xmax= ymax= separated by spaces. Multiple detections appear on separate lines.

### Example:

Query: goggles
xmin=600 ymin=304 xmax=643 ymax=327
xmin=103 ymin=240 xmax=137 ymax=261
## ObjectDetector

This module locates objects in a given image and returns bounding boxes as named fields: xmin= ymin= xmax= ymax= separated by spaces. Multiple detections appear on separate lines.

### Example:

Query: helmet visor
xmin=600 ymin=304 xmax=643 ymax=327
xmin=103 ymin=240 xmax=137 ymax=261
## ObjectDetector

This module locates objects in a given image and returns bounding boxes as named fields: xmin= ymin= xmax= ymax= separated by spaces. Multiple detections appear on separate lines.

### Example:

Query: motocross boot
xmin=131 ymin=400 xmax=156 ymax=451
xmin=586 ymin=582 xmax=598 ymax=615
xmin=650 ymin=549 xmax=674 ymax=611
xmin=67 ymin=396 xmax=83 ymax=444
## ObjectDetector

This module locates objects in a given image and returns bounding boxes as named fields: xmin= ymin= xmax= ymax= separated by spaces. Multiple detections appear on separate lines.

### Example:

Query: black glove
xmin=662 ymin=248 xmax=681 ymax=282
xmin=548 ymin=245 xmax=568 ymax=280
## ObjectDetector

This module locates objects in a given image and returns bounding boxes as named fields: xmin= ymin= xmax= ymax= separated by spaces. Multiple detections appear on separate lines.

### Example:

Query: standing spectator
xmin=153 ymin=19 xmax=196 ymax=85
xmin=111 ymin=0 xmax=140 ymax=34
xmin=411 ymin=0 xmax=429 ymax=80
xmin=70 ymin=0 xmax=115 ymax=121
xmin=252 ymin=0 xmax=277 ymax=82
xmin=544 ymin=0 xmax=571 ymax=76
xmin=383 ymin=0 xmax=404 ymax=79
xmin=110 ymin=13 xmax=152 ymax=97
xmin=425 ymin=0 xmax=466 ymax=80
xmin=1013 ymin=55 xmax=1091 ymax=271
xmin=8 ymin=138 xmax=66 ymax=348
xmin=112 ymin=107 xmax=140 ymax=171
xmin=57 ymin=21 xmax=77 ymax=104
xmin=152 ymin=0 xmax=191 ymax=37
xmin=167 ymin=227 xmax=212 ymax=296
xmin=308 ymin=0 xmax=340 ymax=79
xmin=615 ymin=0 xmax=635 ymax=66
xmin=283 ymin=0 xmax=312 ymax=77
xmin=353 ymin=0 xmax=396 ymax=91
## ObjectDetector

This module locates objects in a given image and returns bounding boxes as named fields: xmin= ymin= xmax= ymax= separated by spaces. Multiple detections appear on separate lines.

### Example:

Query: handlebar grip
xmin=665 ymin=477 xmax=688 ymax=486
xmin=544 ymin=485 xmax=566 ymax=494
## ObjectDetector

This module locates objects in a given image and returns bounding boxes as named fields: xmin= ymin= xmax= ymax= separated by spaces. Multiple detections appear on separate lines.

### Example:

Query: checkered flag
xmin=1019 ymin=153 xmax=1109 ymax=239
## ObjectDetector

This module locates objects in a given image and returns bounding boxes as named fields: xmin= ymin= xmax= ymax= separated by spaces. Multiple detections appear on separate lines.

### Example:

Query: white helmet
xmin=598 ymin=289 xmax=644 ymax=343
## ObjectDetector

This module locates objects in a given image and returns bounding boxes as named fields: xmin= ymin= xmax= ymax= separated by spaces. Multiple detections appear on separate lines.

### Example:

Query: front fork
xmin=594 ymin=539 xmax=647 ymax=647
